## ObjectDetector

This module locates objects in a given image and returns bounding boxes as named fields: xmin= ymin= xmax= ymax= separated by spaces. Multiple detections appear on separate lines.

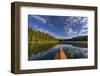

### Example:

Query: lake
xmin=28 ymin=41 xmax=88 ymax=61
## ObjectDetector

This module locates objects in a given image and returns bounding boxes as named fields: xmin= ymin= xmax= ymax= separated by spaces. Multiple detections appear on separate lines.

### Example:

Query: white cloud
xmin=68 ymin=28 xmax=73 ymax=34
xmin=79 ymin=27 xmax=88 ymax=36
xmin=34 ymin=28 xmax=55 ymax=37
xmin=68 ymin=28 xmax=77 ymax=35
xmin=65 ymin=17 xmax=88 ymax=26
xmin=35 ymin=28 xmax=49 ymax=34
xmin=82 ymin=24 xmax=88 ymax=29
xmin=79 ymin=18 xmax=88 ymax=36
xmin=80 ymin=17 xmax=88 ymax=24
xmin=64 ymin=25 xmax=77 ymax=36
xmin=32 ymin=16 xmax=46 ymax=24
xmin=64 ymin=26 xmax=69 ymax=31
xmin=34 ymin=27 xmax=65 ymax=39
xmin=64 ymin=17 xmax=88 ymax=36
xmin=66 ymin=17 xmax=74 ymax=22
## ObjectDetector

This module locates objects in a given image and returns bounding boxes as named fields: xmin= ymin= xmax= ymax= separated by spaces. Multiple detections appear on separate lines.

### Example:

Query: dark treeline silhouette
xmin=59 ymin=36 xmax=88 ymax=41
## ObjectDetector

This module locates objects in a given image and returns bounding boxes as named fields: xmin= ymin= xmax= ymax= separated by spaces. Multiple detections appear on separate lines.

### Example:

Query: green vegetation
xmin=70 ymin=36 xmax=88 ymax=41
xmin=28 ymin=27 xmax=59 ymax=55
xmin=28 ymin=27 xmax=59 ymax=43
xmin=28 ymin=27 xmax=88 ymax=56
xmin=28 ymin=43 xmax=57 ymax=56
xmin=59 ymin=36 xmax=88 ymax=41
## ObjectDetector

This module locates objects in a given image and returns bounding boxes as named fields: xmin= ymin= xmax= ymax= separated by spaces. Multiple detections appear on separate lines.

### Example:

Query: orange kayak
xmin=55 ymin=47 xmax=68 ymax=59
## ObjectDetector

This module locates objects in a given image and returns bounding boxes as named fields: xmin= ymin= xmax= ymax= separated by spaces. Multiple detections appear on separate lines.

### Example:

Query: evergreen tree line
xmin=28 ymin=27 xmax=59 ymax=44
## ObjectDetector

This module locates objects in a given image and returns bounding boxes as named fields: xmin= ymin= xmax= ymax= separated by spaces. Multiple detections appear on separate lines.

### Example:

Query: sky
xmin=28 ymin=15 xmax=88 ymax=39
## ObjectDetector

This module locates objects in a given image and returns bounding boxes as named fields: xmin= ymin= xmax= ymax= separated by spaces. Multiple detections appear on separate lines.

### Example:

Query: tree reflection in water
xmin=28 ymin=42 xmax=88 ymax=61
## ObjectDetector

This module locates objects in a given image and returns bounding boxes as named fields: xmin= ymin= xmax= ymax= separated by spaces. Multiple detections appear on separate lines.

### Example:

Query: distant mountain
xmin=59 ymin=36 xmax=88 ymax=41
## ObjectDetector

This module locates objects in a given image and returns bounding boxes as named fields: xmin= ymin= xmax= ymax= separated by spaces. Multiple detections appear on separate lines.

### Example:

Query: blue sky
xmin=28 ymin=15 xmax=88 ymax=39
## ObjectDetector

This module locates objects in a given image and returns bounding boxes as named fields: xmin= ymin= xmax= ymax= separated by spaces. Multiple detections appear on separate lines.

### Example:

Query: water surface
xmin=28 ymin=41 xmax=88 ymax=61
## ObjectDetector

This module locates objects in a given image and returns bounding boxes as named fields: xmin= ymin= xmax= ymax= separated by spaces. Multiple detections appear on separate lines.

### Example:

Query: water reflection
xmin=28 ymin=42 xmax=88 ymax=61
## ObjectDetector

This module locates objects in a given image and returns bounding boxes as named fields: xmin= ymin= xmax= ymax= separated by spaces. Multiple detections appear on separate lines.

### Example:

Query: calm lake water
xmin=28 ymin=41 xmax=88 ymax=61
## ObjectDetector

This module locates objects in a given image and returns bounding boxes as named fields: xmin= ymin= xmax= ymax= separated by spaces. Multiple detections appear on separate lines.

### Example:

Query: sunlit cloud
xmin=29 ymin=15 xmax=88 ymax=39
xmin=64 ymin=27 xmax=77 ymax=36
xmin=31 ymin=15 xmax=47 ymax=24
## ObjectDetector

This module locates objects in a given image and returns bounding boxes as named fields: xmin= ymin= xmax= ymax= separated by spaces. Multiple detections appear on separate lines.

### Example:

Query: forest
xmin=28 ymin=27 xmax=59 ymax=44
xmin=59 ymin=36 xmax=88 ymax=41
xmin=28 ymin=27 xmax=88 ymax=56
xmin=28 ymin=27 xmax=88 ymax=45
xmin=28 ymin=27 xmax=59 ymax=54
